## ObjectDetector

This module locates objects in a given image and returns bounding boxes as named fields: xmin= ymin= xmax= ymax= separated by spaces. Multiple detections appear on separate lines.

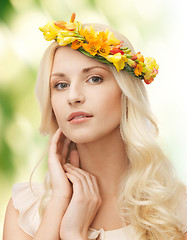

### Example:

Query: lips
xmin=67 ymin=111 xmax=93 ymax=121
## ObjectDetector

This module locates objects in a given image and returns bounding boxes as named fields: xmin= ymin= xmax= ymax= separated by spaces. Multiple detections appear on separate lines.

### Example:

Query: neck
xmin=76 ymin=127 xmax=128 ymax=201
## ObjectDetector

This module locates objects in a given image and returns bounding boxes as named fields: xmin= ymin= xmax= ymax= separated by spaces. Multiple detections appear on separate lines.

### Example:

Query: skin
xmin=50 ymin=46 xmax=128 ymax=201
xmin=3 ymin=46 xmax=128 ymax=240
xmin=3 ymin=46 xmax=187 ymax=240
xmin=50 ymin=46 xmax=128 ymax=237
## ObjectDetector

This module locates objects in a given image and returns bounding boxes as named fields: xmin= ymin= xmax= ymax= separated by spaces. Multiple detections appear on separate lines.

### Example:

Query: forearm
xmin=32 ymin=196 xmax=70 ymax=240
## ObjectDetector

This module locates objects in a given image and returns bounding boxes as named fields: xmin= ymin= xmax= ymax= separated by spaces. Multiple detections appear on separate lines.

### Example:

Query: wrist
xmin=61 ymin=233 xmax=87 ymax=240
xmin=62 ymin=237 xmax=86 ymax=240
xmin=63 ymin=238 xmax=85 ymax=240
xmin=50 ymin=194 xmax=71 ymax=204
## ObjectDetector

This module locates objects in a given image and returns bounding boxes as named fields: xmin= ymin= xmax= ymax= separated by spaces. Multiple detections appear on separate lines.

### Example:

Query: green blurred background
xmin=1 ymin=0 xmax=187 ymax=236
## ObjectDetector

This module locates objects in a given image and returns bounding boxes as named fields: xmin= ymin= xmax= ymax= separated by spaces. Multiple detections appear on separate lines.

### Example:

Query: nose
xmin=67 ymin=84 xmax=85 ymax=105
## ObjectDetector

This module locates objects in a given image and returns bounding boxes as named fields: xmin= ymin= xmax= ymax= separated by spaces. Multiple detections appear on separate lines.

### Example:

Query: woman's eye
xmin=88 ymin=76 xmax=103 ymax=84
xmin=55 ymin=82 xmax=69 ymax=89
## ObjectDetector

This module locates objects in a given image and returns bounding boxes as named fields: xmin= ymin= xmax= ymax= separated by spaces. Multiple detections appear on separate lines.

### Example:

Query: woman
xmin=3 ymin=13 xmax=187 ymax=240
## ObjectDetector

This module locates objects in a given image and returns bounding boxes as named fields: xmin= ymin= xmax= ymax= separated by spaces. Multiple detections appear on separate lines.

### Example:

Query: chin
xmin=64 ymin=130 xmax=115 ymax=144
xmin=61 ymin=124 xmax=121 ymax=144
xmin=66 ymin=135 xmax=98 ymax=144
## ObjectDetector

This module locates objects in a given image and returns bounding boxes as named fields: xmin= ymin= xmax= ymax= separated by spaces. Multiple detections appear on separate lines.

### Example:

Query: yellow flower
xmin=82 ymin=40 xmax=101 ymax=56
xmin=39 ymin=21 xmax=62 ymax=41
xmin=106 ymin=53 xmax=127 ymax=72
xmin=105 ymin=29 xmax=121 ymax=46
xmin=58 ymin=30 xmax=77 ymax=37
xmin=57 ymin=35 xmax=76 ymax=46
xmin=96 ymin=31 xmax=108 ymax=42
xmin=143 ymin=57 xmax=159 ymax=83
xmin=74 ymin=21 xmax=83 ymax=32
xmin=144 ymin=57 xmax=159 ymax=71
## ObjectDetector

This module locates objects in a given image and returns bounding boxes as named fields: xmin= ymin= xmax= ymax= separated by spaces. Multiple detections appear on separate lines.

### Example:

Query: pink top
xmin=12 ymin=182 xmax=187 ymax=240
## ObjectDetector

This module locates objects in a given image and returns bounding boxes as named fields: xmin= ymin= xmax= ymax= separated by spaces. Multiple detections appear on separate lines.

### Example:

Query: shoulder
xmin=3 ymin=182 xmax=45 ymax=239
xmin=3 ymin=198 xmax=32 ymax=239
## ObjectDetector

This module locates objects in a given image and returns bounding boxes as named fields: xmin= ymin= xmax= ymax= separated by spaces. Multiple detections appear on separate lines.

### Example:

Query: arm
xmin=3 ymin=129 xmax=84 ymax=240
xmin=184 ymin=232 xmax=187 ymax=240
xmin=3 ymin=198 xmax=32 ymax=240
xmin=32 ymin=196 xmax=70 ymax=240
xmin=3 ymin=129 xmax=94 ymax=240
xmin=3 ymin=196 xmax=85 ymax=240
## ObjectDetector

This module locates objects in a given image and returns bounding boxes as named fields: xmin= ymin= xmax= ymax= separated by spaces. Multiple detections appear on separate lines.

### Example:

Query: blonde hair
xmin=35 ymin=23 xmax=185 ymax=240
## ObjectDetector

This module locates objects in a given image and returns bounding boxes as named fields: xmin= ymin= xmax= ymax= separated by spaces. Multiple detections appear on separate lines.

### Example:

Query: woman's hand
xmin=60 ymin=163 xmax=102 ymax=240
xmin=48 ymin=128 xmax=79 ymax=200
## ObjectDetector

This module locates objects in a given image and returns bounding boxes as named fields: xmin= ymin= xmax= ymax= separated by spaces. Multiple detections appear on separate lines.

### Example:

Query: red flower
xmin=131 ymin=54 xmax=137 ymax=61
xmin=144 ymin=77 xmax=154 ymax=84
xmin=110 ymin=48 xmax=124 ymax=55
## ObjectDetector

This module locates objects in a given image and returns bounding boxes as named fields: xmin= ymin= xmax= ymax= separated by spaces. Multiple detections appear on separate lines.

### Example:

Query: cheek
xmin=51 ymin=95 xmax=66 ymax=123
xmin=97 ymin=88 xmax=122 ymax=121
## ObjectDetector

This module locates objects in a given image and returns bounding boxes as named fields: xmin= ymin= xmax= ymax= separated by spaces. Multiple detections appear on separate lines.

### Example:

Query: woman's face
xmin=50 ymin=46 xmax=122 ymax=143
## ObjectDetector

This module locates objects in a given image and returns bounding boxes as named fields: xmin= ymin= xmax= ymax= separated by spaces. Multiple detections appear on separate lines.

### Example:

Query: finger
xmin=48 ymin=129 xmax=67 ymax=174
xmin=65 ymin=172 xmax=84 ymax=196
xmin=69 ymin=150 xmax=80 ymax=168
xmin=48 ymin=128 xmax=63 ymax=159
xmin=66 ymin=164 xmax=99 ymax=196
xmin=64 ymin=164 xmax=95 ymax=195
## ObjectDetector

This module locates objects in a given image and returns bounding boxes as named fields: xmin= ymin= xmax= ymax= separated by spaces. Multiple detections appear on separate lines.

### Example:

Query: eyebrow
xmin=50 ymin=65 xmax=111 ymax=78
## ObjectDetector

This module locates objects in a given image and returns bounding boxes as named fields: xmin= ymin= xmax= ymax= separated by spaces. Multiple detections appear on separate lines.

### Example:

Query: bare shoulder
xmin=3 ymin=198 xmax=32 ymax=240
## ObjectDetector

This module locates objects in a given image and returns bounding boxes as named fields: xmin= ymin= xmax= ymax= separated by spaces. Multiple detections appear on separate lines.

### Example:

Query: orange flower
xmin=70 ymin=13 xmax=76 ymax=23
xmin=98 ymin=42 xmax=110 ymax=56
xmin=79 ymin=29 xmax=90 ymax=41
xmin=82 ymin=40 xmax=101 ymax=56
xmin=97 ymin=31 xmax=107 ymax=42
xmin=54 ymin=21 xmax=67 ymax=29
xmin=71 ymin=40 xmax=83 ymax=49
xmin=79 ymin=26 xmax=97 ymax=42
xmin=135 ymin=64 xmax=143 ymax=76
xmin=55 ymin=13 xmax=76 ymax=31
xmin=55 ymin=21 xmax=76 ymax=31
xmin=136 ymin=52 xmax=144 ymax=63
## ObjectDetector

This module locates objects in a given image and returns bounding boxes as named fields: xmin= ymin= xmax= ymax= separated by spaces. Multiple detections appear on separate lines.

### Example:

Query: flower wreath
xmin=39 ymin=13 xmax=159 ymax=84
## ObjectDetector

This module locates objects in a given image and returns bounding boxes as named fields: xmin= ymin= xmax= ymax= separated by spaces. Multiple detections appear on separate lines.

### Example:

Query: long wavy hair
xmin=34 ymin=23 xmax=185 ymax=240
